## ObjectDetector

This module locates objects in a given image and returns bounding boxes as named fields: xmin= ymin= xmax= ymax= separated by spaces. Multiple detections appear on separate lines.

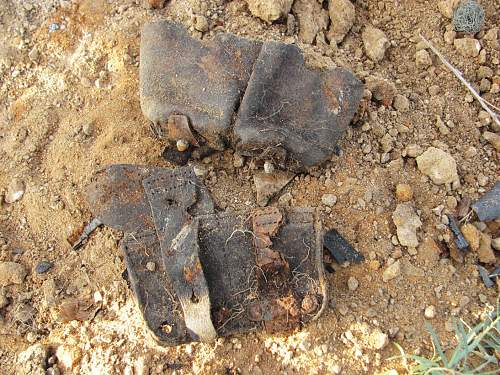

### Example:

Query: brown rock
xmin=327 ymin=0 xmax=355 ymax=44
xmin=395 ymin=184 xmax=413 ymax=202
xmin=417 ymin=238 xmax=441 ymax=266
xmin=478 ymin=233 xmax=496 ymax=264
xmin=292 ymin=0 xmax=329 ymax=44
xmin=461 ymin=224 xmax=480 ymax=251
xmin=438 ymin=0 xmax=461 ymax=18
xmin=365 ymin=77 xmax=396 ymax=107
xmin=483 ymin=131 xmax=500 ymax=152
xmin=454 ymin=38 xmax=481 ymax=58
xmin=254 ymin=171 xmax=295 ymax=206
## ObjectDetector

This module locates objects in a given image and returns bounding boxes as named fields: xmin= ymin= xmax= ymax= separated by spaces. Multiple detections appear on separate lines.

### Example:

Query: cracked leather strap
xmin=169 ymin=220 xmax=216 ymax=341
xmin=143 ymin=169 xmax=217 ymax=342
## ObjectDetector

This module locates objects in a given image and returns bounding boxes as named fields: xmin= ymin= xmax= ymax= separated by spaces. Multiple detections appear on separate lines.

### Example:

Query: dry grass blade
xmin=419 ymin=34 xmax=500 ymax=128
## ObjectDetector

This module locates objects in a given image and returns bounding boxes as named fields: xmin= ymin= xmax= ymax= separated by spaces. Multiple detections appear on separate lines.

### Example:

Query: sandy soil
xmin=0 ymin=0 xmax=498 ymax=374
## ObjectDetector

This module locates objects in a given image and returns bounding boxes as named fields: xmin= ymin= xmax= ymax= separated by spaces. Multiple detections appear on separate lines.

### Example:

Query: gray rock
xmin=347 ymin=276 xmax=359 ymax=291
xmin=392 ymin=203 xmax=422 ymax=248
xmin=0 ymin=262 xmax=27 ymax=286
xmin=393 ymin=94 xmax=410 ymax=112
xmin=35 ymin=261 xmax=53 ymax=274
xmin=362 ymin=26 xmax=390 ymax=62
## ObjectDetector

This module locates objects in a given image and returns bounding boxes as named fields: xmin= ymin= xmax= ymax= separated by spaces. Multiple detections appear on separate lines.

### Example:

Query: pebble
xmin=5 ymin=179 xmax=25 ymax=203
xmin=382 ymin=260 xmax=401 ymax=282
xmin=424 ymin=305 xmax=436 ymax=319
xmin=393 ymin=94 xmax=409 ymax=112
xmin=415 ymin=49 xmax=432 ymax=69
xmin=392 ymin=203 xmax=422 ymax=248
xmin=263 ymin=161 xmax=275 ymax=174
xmin=0 ymin=262 xmax=27 ymax=286
xmin=193 ymin=15 xmax=209 ymax=32
xmin=369 ymin=329 xmax=389 ymax=350
xmin=446 ymin=196 xmax=458 ymax=210
xmin=82 ymin=123 xmax=93 ymax=137
xmin=365 ymin=77 xmax=396 ymax=107
xmin=246 ymin=0 xmax=293 ymax=23
xmin=362 ymin=26 xmax=390 ymax=62
xmin=477 ymin=66 xmax=493 ymax=79
xmin=347 ymin=276 xmax=359 ymax=291
xmin=148 ymin=0 xmax=165 ymax=8
xmin=478 ymin=233 xmax=495 ymax=264
xmin=176 ymin=139 xmax=189 ymax=152
xmin=321 ymin=194 xmax=337 ymax=207
xmin=0 ymin=289 xmax=8 ymax=309
xmin=438 ymin=0 xmax=460 ymax=18
xmin=454 ymin=38 xmax=481 ymax=57
xmin=328 ymin=0 xmax=356 ymax=44
xmin=395 ymin=184 xmax=413 ymax=202
xmin=443 ymin=29 xmax=456 ymax=45
xmin=35 ymin=261 xmax=53 ymax=274
xmin=416 ymin=147 xmax=459 ymax=185
xmin=146 ymin=262 xmax=156 ymax=272
xmin=482 ymin=131 xmax=500 ymax=152
xmin=405 ymin=144 xmax=423 ymax=158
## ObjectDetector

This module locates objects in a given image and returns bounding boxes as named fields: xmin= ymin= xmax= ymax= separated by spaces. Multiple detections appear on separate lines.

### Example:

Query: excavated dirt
xmin=0 ymin=0 xmax=498 ymax=374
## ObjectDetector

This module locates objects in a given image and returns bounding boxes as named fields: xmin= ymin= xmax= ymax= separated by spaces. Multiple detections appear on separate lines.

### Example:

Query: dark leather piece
xmin=140 ymin=21 xmax=262 ymax=149
xmin=140 ymin=21 xmax=363 ymax=171
xmin=234 ymin=42 xmax=364 ymax=170
xmin=86 ymin=165 xmax=327 ymax=345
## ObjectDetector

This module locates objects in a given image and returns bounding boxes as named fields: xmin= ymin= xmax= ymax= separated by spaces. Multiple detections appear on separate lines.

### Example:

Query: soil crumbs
xmin=0 ymin=0 xmax=499 ymax=374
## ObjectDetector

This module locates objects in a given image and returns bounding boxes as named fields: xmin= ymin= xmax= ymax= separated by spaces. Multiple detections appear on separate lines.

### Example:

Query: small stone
xmin=415 ymin=49 xmax=432 ymax=69
xmin=82 ymin=123 xmax=93 ymax=136
xmin=362 ymin=26 xmax=390 ymax=62
xmin=56 ymin=345 xmax=82 ymax=371
xmin=478 ymin=233 xmax=496 ymax=264
xmin=393 ymin=94 xmax=410 ymax=111
xmin=365 ymin=77 xmax=396 ymax=106
xmin=395 ymin=184 xmax=413 ymax=202
xmin=461 ymin=224 xmax=480 ymax=251
xmin=483 ymin=131 xmax=500 ymax=152
xmin=35 ymin=261 xmax=53 ymax=274
xmin=146 ymin=262 xmax=156 ymax=272
xmin=454 ymin=38 xmax=481 ymax=58
xmin=382 ymin=260 xmax=401 ymax=282
xmin=322 ymin=194 xmax=337 ymax=207
xmin=5 ymin=179 xmax=25 ymax=203
xmin=327 ymin=0 xmax=355 ymax=44
xmin=392 ymin=203 xmax=422 ymax=248
xmin=246 ymin=0 xmax=293 ymax=23
xmin=0 ymin=262 xmax=27 ymax=286
xmin=424 ymin=305 xmax=436 ymax=319
xmin=292 ymin=0 xmax=329 ymax=44
xmin=193 ymin=15 xmax=209 ymax=32
xmin=477 ymin=66 xmax=493 ymax=79
xmin=263 ymin=161 xmax=275 ymax=174
xmin=176 ymin=139 xmax=189 ymax=152
xmin=301 ymin=294 xmax=318 ymax=314
xmin=369 ymin=329 xmax=389 ymax=350
xmin=406 ymin=144 xmax=423 ymax=158
xmin=347 ymin=276 xmax=359 ymax=291
xmin=479 ymin=78 xmax=491 ymax=93
xmin=446 ymin=196 xmax=458 ymax=210
xmin=416 ymin=147 xmax=459 ymax=185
